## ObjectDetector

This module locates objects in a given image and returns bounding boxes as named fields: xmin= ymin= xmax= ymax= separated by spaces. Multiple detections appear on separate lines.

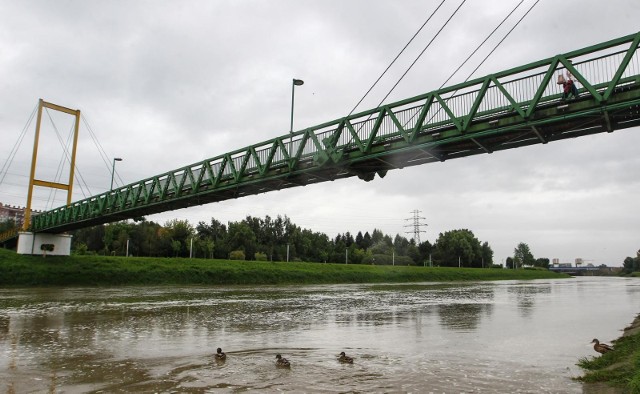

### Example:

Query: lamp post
xmin=289 ymin=78 xmax=304 ymax=158
xmin=110 ymin=157 xmax=122 ymax=191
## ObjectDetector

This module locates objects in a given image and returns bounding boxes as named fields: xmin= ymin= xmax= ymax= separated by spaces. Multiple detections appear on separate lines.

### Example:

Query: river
xmin=1 ymin=277 xmax=638 ymax=393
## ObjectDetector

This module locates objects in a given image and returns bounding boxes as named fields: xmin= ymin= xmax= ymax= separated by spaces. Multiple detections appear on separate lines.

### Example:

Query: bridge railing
xmin=31 ymin=32 xmax=640 ymax=231
xmin=0 ymin=228 xmax=18 ymax=243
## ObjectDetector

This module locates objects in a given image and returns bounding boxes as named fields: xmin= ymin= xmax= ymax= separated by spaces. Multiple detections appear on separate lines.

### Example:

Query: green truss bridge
xmin=4 ymin=32 xmax=640 ymax=240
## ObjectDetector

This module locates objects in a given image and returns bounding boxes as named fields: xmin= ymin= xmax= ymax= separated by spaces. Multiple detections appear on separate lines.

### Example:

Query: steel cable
xmin=348 ymin=0 xmax=447 ymax=116
xmin=0 ymin=104 xmax=37 ymax=188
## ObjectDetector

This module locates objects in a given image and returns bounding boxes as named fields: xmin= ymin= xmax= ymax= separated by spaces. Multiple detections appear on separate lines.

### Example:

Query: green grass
xmin=577 ymin=316 xmax=640 ymax=393
xmin=0 ymin=248 xmax=568 ymax=286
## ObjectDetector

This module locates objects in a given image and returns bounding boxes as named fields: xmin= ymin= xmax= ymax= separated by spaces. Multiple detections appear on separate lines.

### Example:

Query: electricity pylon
xmin=404 ymin=209 xmax=427 ymax=244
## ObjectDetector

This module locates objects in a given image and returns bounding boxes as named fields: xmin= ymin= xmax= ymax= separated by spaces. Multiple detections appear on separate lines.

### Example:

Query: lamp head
xmin=293 ymin=79 xmax=304 ymax=86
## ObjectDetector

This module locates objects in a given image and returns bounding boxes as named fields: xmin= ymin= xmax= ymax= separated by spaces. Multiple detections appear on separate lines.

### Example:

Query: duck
xmin=275 ymin=354 xmax=291 ymax=368
xmin=591 ymin=338 xmax=613 ymax=354
xmin=337 ymin=351 xmax=354 ymax=364
xmin=215 ymin=347 xmax=227 ymax=362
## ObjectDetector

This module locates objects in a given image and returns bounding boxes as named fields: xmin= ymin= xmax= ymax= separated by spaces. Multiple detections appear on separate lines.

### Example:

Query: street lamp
xmin=110 ymin=157 xmax=123 ymax=191
xmin=289 ymin=78 xmax=304 ymax=158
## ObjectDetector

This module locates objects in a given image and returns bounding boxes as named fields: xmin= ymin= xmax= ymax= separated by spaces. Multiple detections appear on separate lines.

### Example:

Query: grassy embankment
xmin=578 ymin=315 xmax=640 ymax=393
xmin=0 ymin=248 xmax=568 ymax=286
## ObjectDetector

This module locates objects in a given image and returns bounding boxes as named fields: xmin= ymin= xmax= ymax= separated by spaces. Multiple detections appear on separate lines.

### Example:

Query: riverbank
xmin=0 ymin=248 xmax=568 ymax=286
xmin=578 ymin=314 xmax=640 ymax=393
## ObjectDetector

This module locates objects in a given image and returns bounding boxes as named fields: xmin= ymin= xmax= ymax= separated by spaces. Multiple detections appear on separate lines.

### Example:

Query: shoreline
xmin=579 ymin=313 xmax=640 ymax=393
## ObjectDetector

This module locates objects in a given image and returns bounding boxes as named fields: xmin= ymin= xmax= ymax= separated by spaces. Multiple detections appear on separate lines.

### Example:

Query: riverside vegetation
xmin=0 ymin=248 xmax=567 ymax=286
xmin=578 ymin=314 xmax=640 ymax=393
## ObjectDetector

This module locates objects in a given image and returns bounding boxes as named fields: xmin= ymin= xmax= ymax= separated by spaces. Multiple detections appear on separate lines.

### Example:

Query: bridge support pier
xmin=17 ymin=232 xmax=72 ymax=256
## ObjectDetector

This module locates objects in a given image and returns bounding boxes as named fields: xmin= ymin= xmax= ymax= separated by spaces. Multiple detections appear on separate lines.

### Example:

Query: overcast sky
xmin=1 ymin=0 xmax=639 ymax=266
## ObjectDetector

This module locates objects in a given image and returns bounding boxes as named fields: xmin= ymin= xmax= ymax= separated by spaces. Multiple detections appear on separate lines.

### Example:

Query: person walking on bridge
xmin=558 ymin=68 xmax=579 ymax=100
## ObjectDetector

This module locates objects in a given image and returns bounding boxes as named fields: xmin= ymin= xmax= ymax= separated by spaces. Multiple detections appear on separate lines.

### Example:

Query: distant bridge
xmin=3 ymin=32 xmax=640 ymax=242
xmin=548 ymin=266 xmax=607 ymax=276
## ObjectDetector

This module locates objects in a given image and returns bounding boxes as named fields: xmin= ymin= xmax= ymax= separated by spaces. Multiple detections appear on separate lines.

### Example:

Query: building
xmin=0 ymin=203 xmax=40 ymax=228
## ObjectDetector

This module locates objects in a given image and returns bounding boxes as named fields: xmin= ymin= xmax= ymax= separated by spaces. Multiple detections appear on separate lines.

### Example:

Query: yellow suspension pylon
xmin=23 ymin=99 xmax=80 ymax=230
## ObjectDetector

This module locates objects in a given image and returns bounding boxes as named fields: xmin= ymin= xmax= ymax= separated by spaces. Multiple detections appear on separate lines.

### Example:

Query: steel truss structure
xmin=19 ymin=32 xmax=640 ymax=234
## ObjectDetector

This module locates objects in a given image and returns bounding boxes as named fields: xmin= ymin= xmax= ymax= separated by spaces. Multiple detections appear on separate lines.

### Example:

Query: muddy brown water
xmin=1 ymin=277 xmax=638 ymax=393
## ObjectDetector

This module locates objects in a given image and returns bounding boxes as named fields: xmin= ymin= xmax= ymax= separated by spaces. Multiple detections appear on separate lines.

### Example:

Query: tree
xmin=355 ymin=231 xmax=364 ymax=249
xmin=506 ymin=257 xmax=514 ymax=269
xmin=418 ymin=240 xmax=434 ymax=266
xmin=513 ymin=242 xmax=535 ymax=268
xmin=362 ymin=231 xmax=372 ymax=250
xmin=227 ymin=221 xmax=257 ymax=259
xmin=433 ymin=229 xmax=483 ymax=267
xmin=0 ymin=219 xmax=17 ymax=233
xmin=623 ymin=249 xmax=640 ymax=274
xmin=171 ymin=240 xmax=182 ymax=257
xmin=535 ymin=257 xmax=550 ymax=269
xmin=370 ymin=229 xmax=384 ymax=245
xmin=202 ymin=237 xmax=215 ymax=259
xmin=369 ymin=239 xmax=391 ymax=255
xmin=393 ymin=234 xmax=410 ymax=256
xmin=196 ymin=218 xmax=228 ymax=259
xmin=407 ymin=243 xmax=422 ymax=265
xmin=481 ymin=242 xmax=494 ymax=268
xmin=343 ymin=232 xmax=355 ymax=247
xmin=348 ymin=245 xmax=367 ymax=264
xmin=165 ymin=219 xmax=194 ymax=257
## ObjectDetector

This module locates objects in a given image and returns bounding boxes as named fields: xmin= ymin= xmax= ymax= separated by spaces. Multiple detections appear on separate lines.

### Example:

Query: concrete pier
xmin=17 ymin=232 xmax=72 ymax=256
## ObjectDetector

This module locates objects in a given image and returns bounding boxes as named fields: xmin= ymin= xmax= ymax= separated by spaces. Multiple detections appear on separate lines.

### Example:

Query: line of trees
xmin=70 ymin=215 xmax=494 ymax=267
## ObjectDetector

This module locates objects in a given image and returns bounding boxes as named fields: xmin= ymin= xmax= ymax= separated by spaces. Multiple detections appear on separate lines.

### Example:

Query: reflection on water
xmin=507 ymin=282 xmax=552 ymax=317
xmin=0 ymin=278 xmax=638 ymax=392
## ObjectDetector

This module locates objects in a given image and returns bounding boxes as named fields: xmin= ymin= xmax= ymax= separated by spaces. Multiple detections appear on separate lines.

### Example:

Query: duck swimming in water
xmin=275 ymin=354 xmax=291 ymax=368
xmin=337 ymin=351 xmax=354 ymax=364
xmin=591 ymin=339 xmax=613 ymax=354
xmin=215 ymin=347 xmax=227 ymax=362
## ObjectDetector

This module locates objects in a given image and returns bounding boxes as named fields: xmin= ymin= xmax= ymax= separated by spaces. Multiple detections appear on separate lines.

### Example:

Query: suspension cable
xmin=461 ymin=0 xmax=542 ymax=83
xmin=43 ymin=108 xmax=92 ymax=206
xmin=349 ymin=0 xmax=468 ymax=140
xmin=348 ymin=0 xmax=447 ymax=116
xmin=46 ymin=119 xmax=79 ymax=208
xmin=0 ymin=103 xmax=37 ymax=187
xmin=374 ymin=0 xmax=468 ymax=108
xmin=438 ymin=0 xmax=525 ymax=89
xmin=415 ymin=0 xmax=542 ymax=128
xmin=81 ymin=115 xmax=125 ymax=188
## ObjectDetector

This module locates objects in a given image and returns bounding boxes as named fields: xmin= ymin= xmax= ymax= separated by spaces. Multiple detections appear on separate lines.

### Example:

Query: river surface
xmin=0 ymin=277 xmax=638 ymax=393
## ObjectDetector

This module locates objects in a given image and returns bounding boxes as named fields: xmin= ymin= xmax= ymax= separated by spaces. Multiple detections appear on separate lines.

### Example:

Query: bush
xmin=73 ymin=243 xmax=89 ymax=255
xmin=229 ymin=250 xmax=245 ymax=260
xmin=255 ymin=252 xmax=267 ymax=261
xmin=364 ymin=254 xmax=414 ymax=266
